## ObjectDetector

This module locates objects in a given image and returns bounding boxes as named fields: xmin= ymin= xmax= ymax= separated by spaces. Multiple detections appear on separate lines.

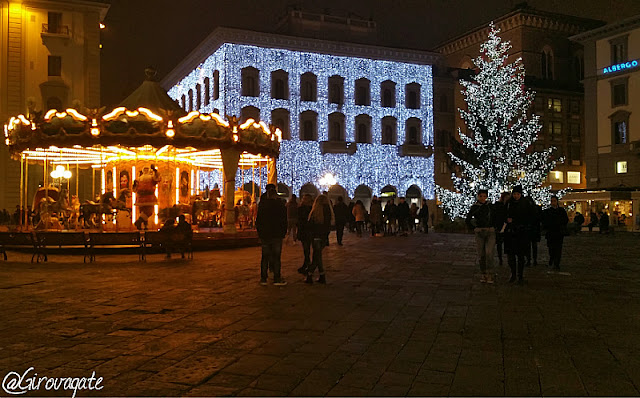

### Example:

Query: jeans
xmin=355 ymin=221 xmax=364 ymax=237
xmin=301 ymin=237 xmax=312 ymax=270
xmin=474 ymin=228 xmax=495 ymax=273
xmin=507 ymin=235 xmax=529 ymax=279
xmin=260 ymin=238 xmax=283 ymax=281
xmin=336 ymin=223 xmax=345 ymax=244
xmin=546 ymin=233 xmax=564 ymax=269
xmin=307 ymin=237 xmax=325 ymax=276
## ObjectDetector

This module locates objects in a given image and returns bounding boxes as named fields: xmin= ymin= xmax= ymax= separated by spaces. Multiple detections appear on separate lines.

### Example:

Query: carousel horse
xmin=69 ymin=195 xmax=81 ymax=229
xmin=35 ymin=188 xmax=71 ymax=229
xmin=192 ymin=197 xmax=220 ymax=227
xmin=79 ymin=192 xmax=115 ymax=229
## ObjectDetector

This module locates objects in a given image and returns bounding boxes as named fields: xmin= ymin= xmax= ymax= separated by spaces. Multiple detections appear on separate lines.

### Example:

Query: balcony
xmin=319 ymin=141 xmax=357 ymax=155
xmin=41 ymin=24 xmax=70 ymax=41
xmin=398 ymin=144 xmax=433 ymax=158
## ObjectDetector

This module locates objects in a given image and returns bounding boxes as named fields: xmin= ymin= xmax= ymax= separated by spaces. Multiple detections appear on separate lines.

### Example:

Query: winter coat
xmin=466 ymin=201 xmax=494 ymax=230
xmin=333 ymin=202 xmax=350 ymax=225
xmin=256 ymin=197 xmax=287 ymax=240
xmin=397 ymin=202 xmax=410 ymax=220
xmin=352 ymin=203 xmax=366 ymax=222
xmin=311 ymin=204 xmax=333 ymax=238
xmin=370 ymin=200 xmax=384 ymax=224
xmin=297 ymin=204 xmax=312 ymax=241
xmin=286 ymin=201 xmax=298 ymax=222
xmin=542 ymin=206 xmax=568 ymax=238
xmin=384 ymin=203 xmax=398 ymax=220
xmin=418 ymin=204 xmax=429 ymax=220
xmin=529 ymin=204 xmax=542 ymax=242
xmin=493 ymin=201 xmax=508 ymax=231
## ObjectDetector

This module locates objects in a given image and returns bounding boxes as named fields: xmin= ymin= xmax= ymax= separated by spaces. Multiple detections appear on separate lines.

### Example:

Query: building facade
xmin=0 ymin=0 xmax=109 ymax=209
xmin=570 ymin=14 xmax=640 ymax=231
xmin=162 ymin=26 xmax=439 ymax=207
xmin=433 ymin=4 xmax=603 ymax=194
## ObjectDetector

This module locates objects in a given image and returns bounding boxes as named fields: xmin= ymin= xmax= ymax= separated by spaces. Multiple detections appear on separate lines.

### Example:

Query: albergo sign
xmin=603 ymin=59 xmax=639 ymax=74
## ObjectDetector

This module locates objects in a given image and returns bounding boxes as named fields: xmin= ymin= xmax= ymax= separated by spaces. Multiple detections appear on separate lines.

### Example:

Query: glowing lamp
xmin=91 ymin=128 xmax=100 ymax=136
xmin=166 ymin=129 xmax=175 ymax=138
xmin=51 ymin=165 xmax=71 ymax=179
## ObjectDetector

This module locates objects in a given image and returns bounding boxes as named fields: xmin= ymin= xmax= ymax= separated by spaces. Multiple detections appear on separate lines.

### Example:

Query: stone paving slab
xmin=1 ymin=232 xmax=640 ymax=396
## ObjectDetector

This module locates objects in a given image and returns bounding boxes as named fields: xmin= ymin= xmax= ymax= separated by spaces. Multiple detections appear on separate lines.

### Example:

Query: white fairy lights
xmin=168 ymin=43 xmax=434 ymax=198
xmin=436 ymin=23 xmax=564 ymax=219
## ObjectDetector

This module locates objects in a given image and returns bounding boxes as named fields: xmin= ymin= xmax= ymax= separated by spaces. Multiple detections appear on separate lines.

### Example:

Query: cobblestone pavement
xmin=1 ymin=231 xmax=640 ymax=397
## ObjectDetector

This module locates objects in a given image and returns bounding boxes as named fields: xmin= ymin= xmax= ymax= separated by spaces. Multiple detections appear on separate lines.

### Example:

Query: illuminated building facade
xmin=0 ymin=0 xmax=109 ymax=209
xmin=162 ymin=27 xmax=438 ymax=204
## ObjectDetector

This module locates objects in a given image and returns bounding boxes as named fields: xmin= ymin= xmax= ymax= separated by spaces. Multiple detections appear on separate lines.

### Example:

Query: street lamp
xmin=318 ymin=172 xmax=336 ymax=192
xmin=51 ymin=165 xmax=72 ymax=187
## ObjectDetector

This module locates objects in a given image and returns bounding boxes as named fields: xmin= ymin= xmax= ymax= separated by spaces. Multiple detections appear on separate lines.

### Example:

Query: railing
xmin=42 ymin=23 xmax=69 ymax=35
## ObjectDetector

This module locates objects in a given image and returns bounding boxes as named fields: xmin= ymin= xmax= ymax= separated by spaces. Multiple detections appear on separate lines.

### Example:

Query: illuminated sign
xmin=603 ymin=60 xmax=639 ymax=74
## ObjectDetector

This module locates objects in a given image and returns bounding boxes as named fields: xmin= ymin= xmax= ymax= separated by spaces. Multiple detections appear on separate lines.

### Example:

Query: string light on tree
xmin=435 ymin=23 xmax=565 ymax=219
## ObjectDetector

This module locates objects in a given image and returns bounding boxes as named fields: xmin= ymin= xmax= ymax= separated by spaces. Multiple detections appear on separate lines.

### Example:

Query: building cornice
xmin=161 ymin=27 xmax=441 ymax=90
xmin=435 ymin=9 xmax=603 ymax=55
xmin=24 ymin=0 xmax=110 ymax=20
xmin=570 ymin=14 xmax=640 ymax=43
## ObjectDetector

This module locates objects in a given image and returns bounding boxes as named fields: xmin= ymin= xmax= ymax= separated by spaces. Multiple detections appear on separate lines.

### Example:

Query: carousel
xmin=3 ymin=71 xmax=280 ymax=234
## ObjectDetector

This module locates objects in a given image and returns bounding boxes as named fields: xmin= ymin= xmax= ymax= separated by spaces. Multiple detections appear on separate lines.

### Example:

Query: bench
xmin=0 ymin=232 xmax=42 ymax=263
xmin=88 ymin=232 xmax=143 ymax=262
xmin=35 ymin=232 xmax=90 ymax=263
xmin=144 ymin=231 xmax=193 ymax=259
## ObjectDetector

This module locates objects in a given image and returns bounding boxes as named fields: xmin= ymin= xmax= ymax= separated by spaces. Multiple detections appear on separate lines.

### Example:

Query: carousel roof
xmin=4 ymin=71 xmax=281 ymax=162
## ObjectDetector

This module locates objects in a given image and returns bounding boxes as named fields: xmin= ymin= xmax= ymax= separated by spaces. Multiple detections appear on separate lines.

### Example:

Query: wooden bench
xmin=144 ymin=231 xmax=193 ymax=259
xmin=0 ymin=232 xmax=42 ymax=263
xmin=35 ymin=232 xmax=90 ymax=263
xmin=88 ymin=232 xmax=143 ymax=262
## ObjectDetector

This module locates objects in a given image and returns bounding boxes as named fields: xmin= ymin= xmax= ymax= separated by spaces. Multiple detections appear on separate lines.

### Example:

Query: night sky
xmin=99 ymin=0 xmax=640 ymax=107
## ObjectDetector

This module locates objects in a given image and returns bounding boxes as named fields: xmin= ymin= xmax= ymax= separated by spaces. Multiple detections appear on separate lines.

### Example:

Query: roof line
xmin=571 ymin=13 xmax=640 ymax=42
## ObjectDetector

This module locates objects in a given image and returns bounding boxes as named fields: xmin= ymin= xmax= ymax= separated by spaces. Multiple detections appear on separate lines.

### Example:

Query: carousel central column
xmin=267 ymin=157 xmax=277 ymax=186
xmin=221 ymin=148 xmax=240 ymax=233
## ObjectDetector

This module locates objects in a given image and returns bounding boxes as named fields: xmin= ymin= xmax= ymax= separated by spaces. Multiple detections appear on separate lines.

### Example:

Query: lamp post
xmin=318 ymin=172 xmax=336 ymax=194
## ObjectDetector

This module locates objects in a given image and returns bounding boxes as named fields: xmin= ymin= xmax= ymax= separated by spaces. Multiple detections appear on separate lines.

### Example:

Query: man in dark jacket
xmin=256 ymin=187 xmax=287 ymax=285
xmin=418 ymin=199 xmax=430 ymax=233
xmin=505 ymin=185 xmax=531 ymax=284
xmin=333 ymin=196 xmax=349 ymax=245
xmin=525 ymin=197 xmax=542 ymax=267
xmin=542 ymin=195 xmax=569 ymax=270
xmin=466 ymin=189 xmax=495 ymax=283
xmin=397 ymin=197 xmax=410 ymax=236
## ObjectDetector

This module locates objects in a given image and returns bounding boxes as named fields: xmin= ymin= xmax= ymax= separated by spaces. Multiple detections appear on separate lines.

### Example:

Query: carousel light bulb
xmin=91 ymin=128 xmax=100 ymax=136
xmin=166 ymin=129 xmax=175 ymax=138
xmin=63 ymin=170 xmax=72 ymax=179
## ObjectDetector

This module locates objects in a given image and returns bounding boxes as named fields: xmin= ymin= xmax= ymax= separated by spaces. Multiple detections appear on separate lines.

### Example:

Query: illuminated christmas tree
xmin=436 ymin=23 xmax=563 ymax=219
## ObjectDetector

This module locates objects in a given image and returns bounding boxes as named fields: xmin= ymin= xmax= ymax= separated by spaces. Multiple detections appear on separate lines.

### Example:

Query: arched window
xmin=203 ymin=77 xmax=210 ymax=105
xmin=405 ymin=118 xmax=422 ymax=145
xmin=271 ymin=70 xmax=289 ymax=100
xmin=405 ymin=83 xmax=420 ymax=109
xmin=196 ymin=83 xmax=202 ymax=110
xmin=188 ymin=89 xmax=194 ymax=112
xmin=328 ymin=75 xmax=344 ymax=104
xmin=381 ymin=116 xmax=397 ymax=145
xmin=355 ymin=78 xmax=370 ymax=106
xmin=271 ymin=108 xmax=290 ymax=140
xmin=573 ymin=54 xmax=584 ymax=81
xmin=328 ymin=112 xmax=345 ymax=141
xmin=355 ymin=114 xmax=371 ymax=144
xmin=381 ymin=80 xmax=396 ymax=107
xmin=300 ymin=72 xmax=317 ymax=101
xmin=181 ymin=94 xmax=186 ymax=110
xmin=541 ymin=47 xmax=554 ymax=80
xmin=213 ymin=70 xmax=220 ymax=100
xmin=240 ymin=106 xmax=260 ymax=123
xmin=241 ymin=66 xmax=259 ymax=97
xmin=300 ymin=110 xmax=318 ymax=141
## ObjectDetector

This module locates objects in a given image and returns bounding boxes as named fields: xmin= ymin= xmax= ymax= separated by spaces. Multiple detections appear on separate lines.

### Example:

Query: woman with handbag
xmin=305 ymin=194 xmax=334 ymax=284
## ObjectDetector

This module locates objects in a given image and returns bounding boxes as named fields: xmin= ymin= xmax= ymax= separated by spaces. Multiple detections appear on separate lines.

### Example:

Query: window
xmin=381 ymin=80 xmax=396 ymax=107
xmin=567 ymin=171 xmax=581 ymax=184
xmin=568 ymin=144 xmax=581 ymax=165
xmin=46 ymin=96 xmax=62 ymax=111
xmin=405 ymin=83 xmax=420 ymax=109
xmin=570 ymin=100 xmax=580 ymax=115
xmin=548 ymin=170 xmax=564 ymax=184
xmin=181 ymin=95 xmax=186 ymax=110
xmin=547 ymin=122 xmax=562 ymax=141
xmin=195 ymin=84 xmax=201 ymax=110
xmin=541 ymin=47 xmax=554 ymax=80
xmin=436 ymin=130 xmax=450 ymax=148
xmin=611 ymin=79 xmax=628 ymax=107
xmin=328 ymin=76 xmax=344 ymax=104
xmin=355 ymin=78 xmax=370 ymax=106
xmin=241 ymin=67 xmax=259 ymax=97
xmin=271 ymin=108 xmax=290 ymax=140
xmin=271 ymin=70 xmax=289 ymax=100
xmin=328 ymin=112 xmax=345 ymax=141
xmin=355 ymin=114 xmax=371 ymax=143
xmin=357 ymin=124 xmax=367 ymax=143
xmin=47 ymin=12 xmax=62 ymax=34
xmin=213 ymin=70 xmax=220 ymax=100
xmin=300 ymin=111 xmax=318 ymax=141
xmin=611 ymin=110 xmax=630 ymax=145
xmin=405 ymin=118 xmax=421 ymax=144
xmin=440 ymin=161 xmax=448 ymax=174
xmin=547 ymin=98 xmax=562 ymax=113
xmin=573 ymin=54 xmax=584 ymax=81
xmin=188 ymin=89 xmax=193 ymax=112
xmin=240 ymin=106 xmax=260 ymax=123
xmin=569 ymin=124 xmax=580 ymax=142
xmin=300 ymin=72 xmax=317 ymax=101
xmin=617 ymin=161 xmax=628 ymax=174
xmin=203 ymin=78 xmax=210 ymax=105
xmin=381 ymin=116 xmax=397 ymax=145
xmin=610 ymin=36 xmax=628 ymax=64
xmin=48 ymin=56 xmax=61 ymax=76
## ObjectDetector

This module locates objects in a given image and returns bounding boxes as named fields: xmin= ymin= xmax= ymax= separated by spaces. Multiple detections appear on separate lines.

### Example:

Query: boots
xmin=304 ymin=275 xmax=313 ymax=284
xmin=317 ymin=274 xmax=326 ymax=284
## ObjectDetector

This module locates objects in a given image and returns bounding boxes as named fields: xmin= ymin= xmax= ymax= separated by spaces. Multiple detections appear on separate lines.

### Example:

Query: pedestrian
xmin=175 ymin=214 xmax=193 ymax=259
xmin=383 ymin=200 xmax=398 ymax=235
xmin=296 ymin=194 xmax=314 ymax=275
xmin=418 ymin=199 xmax=430 ymax=233
xmin=352 ymin=200 xmax=366 ymax=237
xmin=599 ymin=211 xmax=610 ymax=234
xmin=256 ymin=186 xmax=288 ymax=286
xmin=333 ymin=196 xmax=349 ymax=245
xmin=286 ymin=195 xmax=299 ymax=244
xmin=305 ymin=194 xmax=334 ymax=284
xmin=573 ymin=212 xmax=585 ymax=234
xmin=409 ymin=202 xmax=418 ymax=233
xmin=505 ymin=185 xmax=531 ymax=284
xmin=588 ymin=211 xmax=598 ymax=232
xmin=542 ymin=195 xmax=569 ymax=270
xmin=525 ymin=196 xmax=541 ymax=267
xmin=466 ymin=189 xmax=496 ymax=283
xmin=493 ymin=192 xmax=510 ymax=266
xmin=369 ymin=196 xmax=383 ymax=236
xmin=347 ymin=201 xmax=356 ymax=232
xmin=397 ymin=197 xmax=410 ymax=236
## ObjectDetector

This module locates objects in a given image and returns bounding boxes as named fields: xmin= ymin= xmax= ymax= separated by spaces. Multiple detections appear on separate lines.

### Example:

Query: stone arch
xmin=380 ymin=185 xmax=398 ymax=202
xmin=354 ymin=184 xmax=373 ymax=210
xmin=300 ymin=183 xmax=319 ymax=198
xmin=277 ymin=183 xmax=291 ymax=198
xmin=328 ymin=184 xmax=349 ymax=205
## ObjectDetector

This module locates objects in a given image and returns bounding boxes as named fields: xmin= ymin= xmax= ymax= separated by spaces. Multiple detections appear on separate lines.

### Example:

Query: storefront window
xmin=617 ymin=161 xmax=628 ymax=174
xmin=567 ymin=171 xmax=581 ymax=184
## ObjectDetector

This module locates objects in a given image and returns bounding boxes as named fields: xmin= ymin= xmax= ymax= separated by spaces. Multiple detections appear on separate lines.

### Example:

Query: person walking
xmin=369 ymin=196 xmax=383 ymax=237
xmin=384 ymin=200 xmax=398 ymax=235
xmin=505 ymin=185 xmax=531 ymax=284
xmin=573 ymin=212 xmax=585 ymax=234
xmin=542 ymin=195 xmax=569 ymax=270
xmin=333 ymin=196 xmax=349 ymax=245
xmin=526 ymin=196 xmax=541 ymax=267
xmin=409 ymin=202 xmax=418 ymax=233
xmin=256 ymin=186 xmax=288 ymax=286
xmin=296 ymin=194 xmax=314 ymax=275
xmin=352 ymin=200 xmax=366 ymax=237
xmin=599 ymin=211 xmax=609 ymax=234
xmin=286 ymin=195 xmax=299 ymax=244
xmin=493 ymin=192 xmax=510 ymax=266
xmin=397 ymin=197 xmax=410 ymax=236
xmin=418 ymin=199 xmax=430 ymax=233
xmin=466 ymin=189 xmax=496 ymax=283
xmin=588 ymin=211 xmax=598 ymax=232
xmin=306 ymin=194 xmax=334 ymax=284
